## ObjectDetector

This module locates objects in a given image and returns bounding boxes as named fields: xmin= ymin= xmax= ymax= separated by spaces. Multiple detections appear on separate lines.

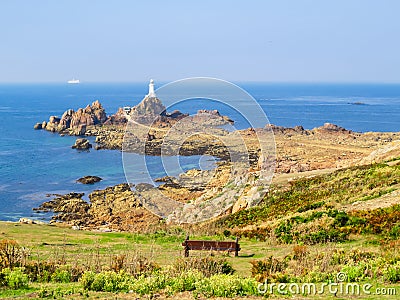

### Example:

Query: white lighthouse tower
xmin=147 ymin=79 xmax=156 ymax=98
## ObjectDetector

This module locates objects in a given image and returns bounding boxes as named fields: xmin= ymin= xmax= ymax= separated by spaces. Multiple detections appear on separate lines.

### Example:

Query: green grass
xmin=0 ymin=223 xmax=399 ymax=298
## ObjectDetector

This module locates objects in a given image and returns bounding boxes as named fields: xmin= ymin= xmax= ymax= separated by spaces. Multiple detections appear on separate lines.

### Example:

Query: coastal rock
xmin=135 ymin=183 xmax=155 ymax=192
xmin=76 ymin=124 xmax=87 ymax=135
xmin=49 ymin=116 xmax=60 ymax=124
xmin=265 ymin=124 xmax=307 ymax=135
xmin=33 ymin=123 xmax=42 ymax=130
xmin=129 ymin=96 xmax=166 ymax=124
xmin=34 ymin=185 xmax=150 ymax=230
xmin=38 ymin=100 xmax=108 ymax=134
xmin=131 ymin=96 xmax=166 ymax=116
xmin=18 ymin=218 xmax=46 ymax=225
xmin=33 ymin=192 xmax=89 ymax=218
xmin=70 ymin=100 xmax=107 ymax=129
xmin=77 ymin=175 xmax=102 ymax=184
xmin=60 ymin=109 xmax=74 ymax=129
xmin=195 ymin=109 xmax=234 ymax=124
xmin=315 ymin=123 xmax=352 ymax=134
xmin=104 ymin=107 xmax=128 ymax=125
xmin=154 ymin=176 xmax=178 ymax=183
xmin=72 ymin=138 xmax=92 ymax=150
xmin=44 ymin=116 xmax=61 ymax=132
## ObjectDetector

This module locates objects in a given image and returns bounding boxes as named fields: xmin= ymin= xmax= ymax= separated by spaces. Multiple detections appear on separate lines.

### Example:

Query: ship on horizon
xmin=67 ymin=78 xmax=80 ymax=84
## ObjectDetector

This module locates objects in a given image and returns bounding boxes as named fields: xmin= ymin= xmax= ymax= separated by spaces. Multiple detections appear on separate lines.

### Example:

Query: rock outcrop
xmin=72 ymin=138 xmax=92 ymax=150
xmin=34 ymin=184 xmax=160 ymax=231
xmin=314 ymin=122 xmax=352 ymax=134
xmin=33 ymin=192 xmax=90 ymax=223
xmin=38 ymin=100 xmax=108 ymax=135
xmin=103 ymin=107 xmax=128 ymax=125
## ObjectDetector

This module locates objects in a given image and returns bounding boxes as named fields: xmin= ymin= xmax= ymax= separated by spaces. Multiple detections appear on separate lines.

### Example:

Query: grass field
xmin=0 ymin=222 xmax=399 ymax=299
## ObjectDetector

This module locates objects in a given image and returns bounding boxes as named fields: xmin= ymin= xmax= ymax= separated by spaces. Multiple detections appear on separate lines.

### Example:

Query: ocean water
xmin=0 ymin=82 xmax=399 ymax=221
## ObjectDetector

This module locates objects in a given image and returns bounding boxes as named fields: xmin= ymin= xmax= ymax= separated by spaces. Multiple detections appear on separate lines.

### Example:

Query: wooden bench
xmin=182 ymin=236 xmax=240 ymax=257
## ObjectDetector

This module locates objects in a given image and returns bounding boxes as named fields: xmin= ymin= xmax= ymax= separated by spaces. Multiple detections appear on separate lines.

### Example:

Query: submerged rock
xmin=77 ymin=176 xmax=102 ymax=184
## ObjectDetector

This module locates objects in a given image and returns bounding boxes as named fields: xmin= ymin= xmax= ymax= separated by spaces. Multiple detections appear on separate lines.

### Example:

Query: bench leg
xmin=235 ymin=237 xmax=239 ymax=257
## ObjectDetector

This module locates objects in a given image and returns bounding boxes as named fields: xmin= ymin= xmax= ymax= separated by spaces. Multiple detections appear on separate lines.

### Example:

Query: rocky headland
xmin=32 ymin=95 xmax=400 ymax=231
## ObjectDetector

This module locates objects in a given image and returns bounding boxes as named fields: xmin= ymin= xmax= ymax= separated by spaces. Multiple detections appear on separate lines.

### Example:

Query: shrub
xmin=51 ymin=267 xmax=71 ymax=283
xmin=250 ymin=256 xmax=288 ymax=282
xmin=300 ymin=229 xmax=349 ymax=244
xmin=129 ymin=272 xmax=169 ymax=295
xmin=0 ymin=239 xmax=27 ymax=269
xmin=23 ymin=261 xmax=83 ymax=283
xmin=274 ymin=220 xmax=293 ymax=244
xmin=194 ymin=274 xmax=258 ymax=297
xmin=292 ymin=245 xmax=308 ymax=260
xmin=168 ymin=270 xmax=203 ymax=292
xmin=80 ymin=270 xmax=132 ymax=292
xmin=297 ymin=201 xmax=325 ymax=213
xmin=173 ymin=257 xmax=234 ymax=277
xmin=388 ymin=224 xmax=400 ymax=240
xmin=384 ymin=263 xmax=400 ymax=283
xmin=1 ymin=267 xmax=29 ymax=289
xmin=341 ymin=265 xmax=366 ymax=282
xmin=126 ymin=256 xmax=160 ymax=277
xmin=80 ymin=271 xmax=96 ymax=290
xmin=23 ymin=261 xmax=56 ymax=282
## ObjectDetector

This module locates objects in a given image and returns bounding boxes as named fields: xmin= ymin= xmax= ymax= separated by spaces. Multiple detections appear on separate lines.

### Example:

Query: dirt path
xmin=343 ymin=187 xmax=400 ymax=212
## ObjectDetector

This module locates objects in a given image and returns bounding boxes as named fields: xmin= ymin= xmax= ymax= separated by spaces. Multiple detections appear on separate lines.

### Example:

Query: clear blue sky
xmin=0 ymin=0 xmax=399 ymax=83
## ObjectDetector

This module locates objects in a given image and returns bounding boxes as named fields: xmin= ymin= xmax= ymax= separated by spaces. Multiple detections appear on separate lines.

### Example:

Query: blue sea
xmin=0 ymin=82 xmax=399 ymax=221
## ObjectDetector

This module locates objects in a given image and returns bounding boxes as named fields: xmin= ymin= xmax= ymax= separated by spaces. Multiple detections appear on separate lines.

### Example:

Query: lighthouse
xmin=147 ymin=79 xmax=156 ymax=98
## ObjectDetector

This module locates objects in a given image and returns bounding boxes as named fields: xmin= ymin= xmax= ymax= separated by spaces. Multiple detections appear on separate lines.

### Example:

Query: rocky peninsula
xmin=32 ymin=95 xmax=400 ymax=230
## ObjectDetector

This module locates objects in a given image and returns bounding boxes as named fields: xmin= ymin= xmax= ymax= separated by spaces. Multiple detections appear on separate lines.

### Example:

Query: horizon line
xmin=1 ymin=80 xmax=400 ymax=85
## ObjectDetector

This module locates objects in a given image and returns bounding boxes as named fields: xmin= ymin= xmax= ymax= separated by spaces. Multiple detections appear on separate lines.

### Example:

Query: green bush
xmin=1 ymin=267 xmax=29 ymax=289
xmin=51 ymin=268 xmax=71 ymax=283
xmin=80 ymin=269 xmax=258 ymax=297
xmin=274 ymin=220 xmax=293 ymax=244
xmin=389 ymin=224 xmax=400 ymax=240
xmin=168 ymin=270 xmax=203 ymax=292
xmin=384 ymin=262 xmax=400 ymax=283
xmin=194 ymin=274 xmax=258 ymax=297
xmin=129 ymin=272 xmax=169 ymax=295
xmin=23 ymin=261 xmax=83 ymax=283
xmin=80 ymin=270 xmax=132 ymax=292
xmin=300 ymin=229 xmax=349 ymax=244
xmin=341 ymin=264 xmax=366 ymax=282
xmin=297 ymin=201 xmax=325 ymax=213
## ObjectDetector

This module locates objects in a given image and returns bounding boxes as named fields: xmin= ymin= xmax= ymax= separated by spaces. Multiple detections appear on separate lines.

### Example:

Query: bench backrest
xmin=182 ymin=240 xmax=240 ymax=251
